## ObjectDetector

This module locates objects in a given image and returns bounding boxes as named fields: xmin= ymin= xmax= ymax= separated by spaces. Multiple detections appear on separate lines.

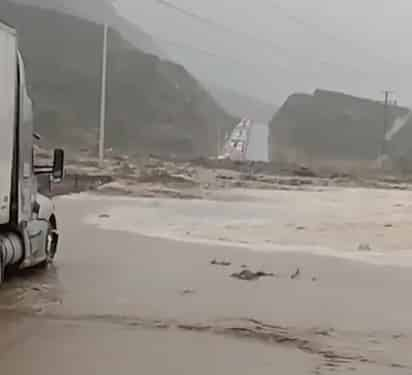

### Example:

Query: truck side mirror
xmin=52 ymin=149 xmax=64 ymax=182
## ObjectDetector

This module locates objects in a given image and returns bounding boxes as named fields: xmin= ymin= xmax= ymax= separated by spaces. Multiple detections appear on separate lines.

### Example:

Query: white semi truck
xmin=0 ymin=21 xmax=64 ymax=285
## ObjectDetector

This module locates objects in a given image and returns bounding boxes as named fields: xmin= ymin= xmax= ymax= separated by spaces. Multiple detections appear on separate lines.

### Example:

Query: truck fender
xmin=36 ymin=194 xmax=55 ymax=221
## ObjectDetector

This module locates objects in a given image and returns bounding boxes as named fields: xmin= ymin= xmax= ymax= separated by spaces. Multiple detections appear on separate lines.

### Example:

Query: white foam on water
xmin=77 ymin=191 xmax=412 ymax=269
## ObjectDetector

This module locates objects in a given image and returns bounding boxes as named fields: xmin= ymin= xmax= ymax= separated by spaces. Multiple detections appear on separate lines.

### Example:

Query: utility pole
xmin=381 ymin=90 xmax=394 ymax=159
xmin=99 ymin=23 xmax=108 ymax=166
xmin=217 ymin=124 xmax=221 ymax=157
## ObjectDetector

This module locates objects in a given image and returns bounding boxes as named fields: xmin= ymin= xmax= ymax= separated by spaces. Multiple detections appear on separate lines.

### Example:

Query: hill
xmin=10 ymin=0 xmax=162 ymax=55
xmin=270 ymin=89 xmax=410 ymax=163
xmin=1 ymin=1 xmax=235 ymax=157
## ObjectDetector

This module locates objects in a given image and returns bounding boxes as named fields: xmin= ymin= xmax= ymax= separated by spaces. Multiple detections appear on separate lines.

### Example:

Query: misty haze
xmin=1 ymin=1 xmax=412 ymax=374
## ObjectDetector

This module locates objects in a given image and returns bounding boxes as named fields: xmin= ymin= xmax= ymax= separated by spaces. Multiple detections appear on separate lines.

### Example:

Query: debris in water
xmin=180 ymin=289 xmax=196 ymax=296
xmin=231 ymin=269 xmax=275 ymax=281
xmin=391 ymin=363 xmax=407 ymax=369
xmin=211 ymin=259 xmax=232 ymax=267
xmin=315 ymin=329 xmax=334 ymax=337
xmin=358 ymin=243 xmax=372 ymax=252
xmin=291 ymin=268 xmax=301 ymax=280
xmin=392 ymin=334 xmax=405 ymax=340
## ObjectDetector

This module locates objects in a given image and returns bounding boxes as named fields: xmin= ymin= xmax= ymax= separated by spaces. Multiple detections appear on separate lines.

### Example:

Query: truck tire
xmin=37 ymin=218 xmax=58 ymax=269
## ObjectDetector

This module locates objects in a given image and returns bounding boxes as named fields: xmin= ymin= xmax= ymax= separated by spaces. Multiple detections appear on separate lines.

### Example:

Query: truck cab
xmin=0 ymin=21 xmax=64 ymax=284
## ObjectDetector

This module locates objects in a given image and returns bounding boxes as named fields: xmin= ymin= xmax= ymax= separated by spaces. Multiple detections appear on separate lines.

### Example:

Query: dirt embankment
xmin=42 ymin=153 xmax=412 ymax=199
xmin=37 ymin=174 xmax=114 ymax=198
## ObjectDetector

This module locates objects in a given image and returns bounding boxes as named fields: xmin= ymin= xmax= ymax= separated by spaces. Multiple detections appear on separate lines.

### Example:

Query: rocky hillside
xmin=10 ymin=0 xmax=162 ymax=55
xmin=1 ymin=0 xmax=235 ymax=157
xmin=270 ymin=89 xmax=410 ymax=163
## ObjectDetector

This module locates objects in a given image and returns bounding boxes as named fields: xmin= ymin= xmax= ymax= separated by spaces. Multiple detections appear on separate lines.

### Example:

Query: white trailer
xmin=0 ymin=21 xmax=64 ymax=285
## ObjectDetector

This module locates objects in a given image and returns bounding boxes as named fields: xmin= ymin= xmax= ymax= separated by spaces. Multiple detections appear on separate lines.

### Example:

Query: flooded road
xmin=2 ymin=191 xmax=412 ymax=374
xmin=1 ymin=315 xmax=318 ymax=374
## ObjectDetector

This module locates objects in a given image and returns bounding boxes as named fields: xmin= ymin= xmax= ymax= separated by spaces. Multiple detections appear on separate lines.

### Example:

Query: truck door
xmin=18 ymin=54 xmax=34 ymax=223
xmin=18 ymin=54 xmax=47 ymax=257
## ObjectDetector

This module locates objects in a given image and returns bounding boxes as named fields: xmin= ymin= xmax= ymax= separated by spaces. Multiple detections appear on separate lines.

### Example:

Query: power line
xmin=99 ymin=23 xmax=108 ymax=166
xmin=153 ymin=0 xmax=371 ymax=77
xmin=381 ymin=90 xmax=395 ymax=158
xmin=157 ymin=36 xmax=294 ymax=74
xmin=266 ymin=1 xmax=358 ymax=47
xmin=157 ymin=0 xmax=393 ymax=70
xmin=161 ymin=37 xmax=249 ymax=66
xmin=155 ymin=0 xmax=292 ymax=57
xmin=157 ymin=35 xmax=395 ymax=108
xmin=156 ymin=0 xmax=221 ymax=29
xmin=158 ymin=36 xmax=384 ymax=100
xmin=158 ymin=36 xmax=330 ymax=99
xmin=265 ymin=0 xmax=396 ymax=68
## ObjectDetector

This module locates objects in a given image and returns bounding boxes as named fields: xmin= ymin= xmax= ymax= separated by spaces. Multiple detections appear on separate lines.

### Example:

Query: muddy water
xmin=1 ymin=190 xmax=412 ymax=373
xmin=85 ymin=187 xmax=412 ymax=266
xmin=0 ymin=316 xmax=318 ymax=374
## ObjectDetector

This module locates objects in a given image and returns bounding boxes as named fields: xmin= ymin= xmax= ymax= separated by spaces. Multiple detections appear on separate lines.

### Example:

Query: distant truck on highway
xmin=0 ymin=21 xmax=64 ymax=285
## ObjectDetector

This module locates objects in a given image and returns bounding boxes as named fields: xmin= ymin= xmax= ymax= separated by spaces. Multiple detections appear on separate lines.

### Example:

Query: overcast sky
xmin=115 ymin=0 xmax=410 ymax=106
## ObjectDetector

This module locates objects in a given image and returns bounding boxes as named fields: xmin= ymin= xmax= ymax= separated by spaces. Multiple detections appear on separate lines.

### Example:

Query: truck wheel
xmin=37 ymin=218 xmax=58 ymax=269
